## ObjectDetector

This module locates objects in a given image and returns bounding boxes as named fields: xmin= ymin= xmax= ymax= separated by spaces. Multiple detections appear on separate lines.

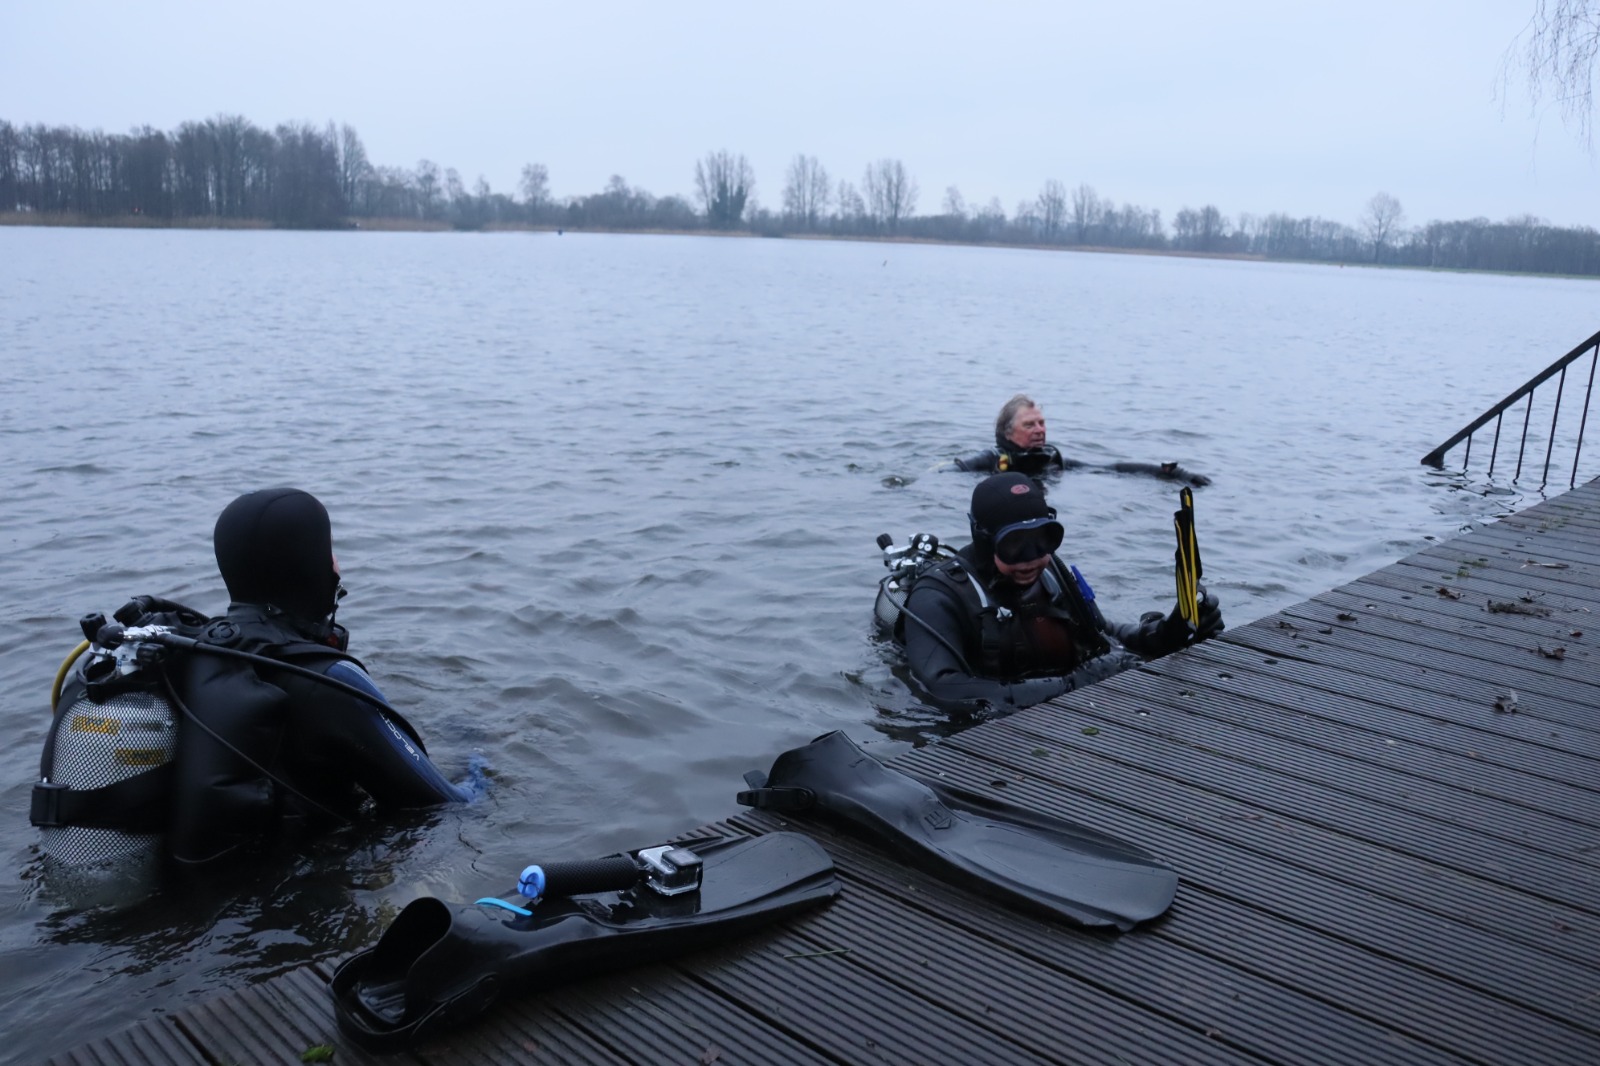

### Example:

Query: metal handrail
xmin=1422 ymin=328 xmax=1600 ymax=489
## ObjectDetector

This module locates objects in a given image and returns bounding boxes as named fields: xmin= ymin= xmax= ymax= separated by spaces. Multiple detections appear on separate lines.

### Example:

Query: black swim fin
xmin=330 ymin=831 xmax=838 ymax=1051
xmin=738 ymin=730 xmax=1176 ymax=931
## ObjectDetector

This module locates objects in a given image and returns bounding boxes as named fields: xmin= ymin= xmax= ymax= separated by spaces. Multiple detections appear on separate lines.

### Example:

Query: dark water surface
xmin=1 ymin=227 xmax=1594 ymax=1061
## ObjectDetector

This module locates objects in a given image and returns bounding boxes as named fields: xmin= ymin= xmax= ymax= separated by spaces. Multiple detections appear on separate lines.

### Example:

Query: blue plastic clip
xmin=475 ymin=897 xmax=533 ymax=917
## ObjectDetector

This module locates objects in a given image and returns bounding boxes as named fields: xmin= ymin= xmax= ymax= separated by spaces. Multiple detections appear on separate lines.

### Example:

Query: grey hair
xmin=995 ymin=394 xmax=1040 ymax=440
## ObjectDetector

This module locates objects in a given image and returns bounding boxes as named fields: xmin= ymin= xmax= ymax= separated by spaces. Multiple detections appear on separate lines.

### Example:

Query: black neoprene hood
xmin=213 ymin=487 xmax=339 ymax=621
xmin=970 ymin=473 xmax=1053 ymax=535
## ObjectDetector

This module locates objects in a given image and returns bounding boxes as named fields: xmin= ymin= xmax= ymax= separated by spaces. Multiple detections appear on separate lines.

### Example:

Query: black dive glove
xmin=1002 ymin=650 xmax=1145 ymax=709
xmin=1115 ymin=586 xmax=1224 ymax=658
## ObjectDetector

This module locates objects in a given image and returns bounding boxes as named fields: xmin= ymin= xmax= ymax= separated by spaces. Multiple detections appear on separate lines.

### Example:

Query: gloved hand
xmin=1001 ymin=649 xmax=1144 ymax=710
xmin=1065 ymin=650 xmax=1145 ymax=689
xmin=1152 ymin=585 xmax=1224 ymax=650
xmin=1114 ymin=586 xmax=1224 ymax=657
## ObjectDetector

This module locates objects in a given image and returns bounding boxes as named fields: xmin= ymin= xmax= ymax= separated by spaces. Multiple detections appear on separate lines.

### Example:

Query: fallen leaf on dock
xmin=1521 ymin=560 xmax=1570 ymax=569
xmin=1493 ymin=690 xmax=1520 ymax=713
xmin=1488 ymin=600 xmax=1552 ymax=617
xmin=1336 ymin=612 xmax=1357 ymax=622
xmin=1437 ymin=587 xmax=1462 ymax=600
xmin=1536 ymin=646 xmax=1567 ymax=660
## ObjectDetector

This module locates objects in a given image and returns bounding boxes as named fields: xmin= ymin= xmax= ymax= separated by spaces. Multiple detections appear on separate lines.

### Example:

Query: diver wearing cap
xmin=902 ymin=473 xmax=1224 ymax=713
xmin=954 ymin=394 xmax=1211 ymax=487
xmin=168 ymin=487 xmax=474 ymax=864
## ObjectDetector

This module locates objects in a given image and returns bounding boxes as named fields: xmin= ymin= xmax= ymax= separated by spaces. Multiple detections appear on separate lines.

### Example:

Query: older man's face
xmin=1007 ymin=407 xmax=1047 ymax=449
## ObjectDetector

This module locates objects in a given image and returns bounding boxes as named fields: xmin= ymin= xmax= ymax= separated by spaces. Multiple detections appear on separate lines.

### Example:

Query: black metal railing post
xmin=1574 ymin=347 xmax=1598 ymax=488
xmin=1540 ymin=365 xmax=1567 ymax=487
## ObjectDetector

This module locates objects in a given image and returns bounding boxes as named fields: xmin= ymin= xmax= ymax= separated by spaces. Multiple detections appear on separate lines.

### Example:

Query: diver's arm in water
xmin=952 ymin=448 xmax=1000 ymax=473
xmin=902 ymin=581 xmax=1141 ymax=713
xmin=1105 ymin=460 xmax=1211 ymax=486
xmin=317 ymin=661 xmax=477 ymax=805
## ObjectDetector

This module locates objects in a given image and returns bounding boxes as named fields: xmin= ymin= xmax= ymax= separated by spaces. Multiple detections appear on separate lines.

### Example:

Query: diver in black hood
xmin=167 ymin=487 xmax=474 ymax=863
xmin=213 ymin=485 xmax=349 ymax=643
xmin=953 ymin=393 xmax=1210 ymax=487
xmin=901 ymin=473 xmax=1224 ymax=713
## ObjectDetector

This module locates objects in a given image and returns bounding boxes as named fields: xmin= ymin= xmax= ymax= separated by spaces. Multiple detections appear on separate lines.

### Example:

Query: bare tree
xmin=781 ymin=154 xmax=829 ymax=228
xmin=1070 ymin=184 xmax=1100 ymax=244
xmin=965 ymin=197 xmax=1004 ymax=240
xmin=1362 ymin=192 xmax=1406 ymax=261
xmin=1036 ymin=179 xmax=1067 ymax=240
xmin=1014 ymin=199 xmax=1038 ymax=234
xmin=695 ymin=149 xmax=755 ymax=228
xmin=942 ymin=185 xmax=966 ymax=218
xmin=836 ymin=178 xmax=866 ymax=225
xmin=415 ymin=159 xmax=442 ymax=220
xmin=1506 ymin=1 xmax=1600 ymax=141
xmin=335 ymin=123 xmax=370 ymax=213
xmin=863 ymin=158 xmax=918 ymax=233
xmin=1172 ymin=204 xmax=1229 ymax=251
xmin=519 ymin=163 xmax=550 ymax=221
xmin=1198 ymin=205 xmax=1228 ymax=251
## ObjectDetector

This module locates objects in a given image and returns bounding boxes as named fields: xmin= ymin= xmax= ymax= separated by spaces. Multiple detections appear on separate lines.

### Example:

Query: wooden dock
xmin=50 ymin=480 xmax=1600 ymax=1065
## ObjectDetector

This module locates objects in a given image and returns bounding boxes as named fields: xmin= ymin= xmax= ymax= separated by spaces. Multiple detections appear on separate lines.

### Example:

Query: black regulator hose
xmin=98 ymin=624 xmax=421 ymax=745
xmin=879 ymin=578 xmax=980 ymax=677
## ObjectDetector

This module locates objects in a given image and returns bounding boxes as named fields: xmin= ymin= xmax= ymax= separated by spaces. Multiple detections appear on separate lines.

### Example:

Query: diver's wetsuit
xmin=954 ymin=438 xmax=1210 ymax=486
xmin=171 ymin=487 xmax=471 ymax=864
xmin=901 ymin=544 xmax=1198 ymax=714
xmin=226 ymin=607 xmax=463 ymax=804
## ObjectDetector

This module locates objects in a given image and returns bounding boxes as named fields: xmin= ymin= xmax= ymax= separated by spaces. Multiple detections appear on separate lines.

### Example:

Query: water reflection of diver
xmin=953 ymin=394 xmax=1211 ymax=487
xmin=890 ymin=473 xmax=1224 ymax=714
xmin=32 ymin=488 xmax=475 ymax=875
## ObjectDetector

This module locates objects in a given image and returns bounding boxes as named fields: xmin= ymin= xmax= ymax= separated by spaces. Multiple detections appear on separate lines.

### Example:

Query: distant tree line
xmin=4 ymin=115 xmax=1599 ymax=277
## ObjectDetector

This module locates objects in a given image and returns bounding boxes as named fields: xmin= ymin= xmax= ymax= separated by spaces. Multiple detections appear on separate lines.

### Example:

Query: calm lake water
xmin=1 ymin=226 xmax=1595 ymax=1061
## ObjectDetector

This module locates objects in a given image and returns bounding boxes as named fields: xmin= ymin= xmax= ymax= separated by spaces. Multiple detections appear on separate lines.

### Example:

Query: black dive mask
xmin=993 ymin=518 xmax=1064 ymax=564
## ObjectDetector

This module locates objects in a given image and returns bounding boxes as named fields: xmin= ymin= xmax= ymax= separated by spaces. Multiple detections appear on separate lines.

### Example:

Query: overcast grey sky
xmin=4 ymin=1 xmax=1595 ymax=228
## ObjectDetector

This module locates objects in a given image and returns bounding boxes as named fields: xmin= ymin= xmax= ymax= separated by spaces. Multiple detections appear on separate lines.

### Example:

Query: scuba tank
xmin=873 ymin=532 xmax=959 ymax=638
xmin=33 ymin=612 xmax=181 ymax=872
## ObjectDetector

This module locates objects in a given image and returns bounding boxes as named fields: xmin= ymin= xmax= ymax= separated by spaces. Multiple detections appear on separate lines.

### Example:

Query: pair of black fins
xmin=332 ymin=731 xmax=1176 ymax=1050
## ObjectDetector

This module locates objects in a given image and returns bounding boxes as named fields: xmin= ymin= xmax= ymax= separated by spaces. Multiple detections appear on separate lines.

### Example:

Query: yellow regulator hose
xmin=51 ymin=641 xmax=90 ymax=714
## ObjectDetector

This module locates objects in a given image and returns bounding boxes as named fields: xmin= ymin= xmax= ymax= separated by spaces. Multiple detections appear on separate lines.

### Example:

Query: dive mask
xmin=994 ymin=517 xmax=1064 ymax=564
